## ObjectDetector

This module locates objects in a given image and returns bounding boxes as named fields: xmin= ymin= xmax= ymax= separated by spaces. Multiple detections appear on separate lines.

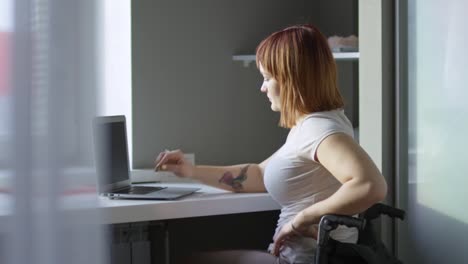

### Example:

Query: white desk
xmin=99 ymin=182 xmax=281 ymax=224
xmin=97 ymin=183 xmax=281 ymax=264
xmin=0 ymin=182 xmax=281 ymax=226
xmin=0 ymin=180 xmax=281 ymax=264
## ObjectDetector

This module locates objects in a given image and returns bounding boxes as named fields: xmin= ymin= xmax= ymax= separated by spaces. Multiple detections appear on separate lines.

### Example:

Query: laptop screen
xmin=93 ymin=117 xmax=131 ymax=191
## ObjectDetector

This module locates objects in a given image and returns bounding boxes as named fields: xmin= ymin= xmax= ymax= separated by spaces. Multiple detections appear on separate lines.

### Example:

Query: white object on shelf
xmin=328 ymin=35 xmax=359 ymax=53
xmin=232 ymin=52 xmax=359 ymax=67
xmin=232 ymin=55 xmax=256 ymax=67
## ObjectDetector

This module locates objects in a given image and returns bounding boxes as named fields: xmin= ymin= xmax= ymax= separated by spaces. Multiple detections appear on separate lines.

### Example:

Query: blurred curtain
xmin=0 ymin=0 xmax=107 ymax=263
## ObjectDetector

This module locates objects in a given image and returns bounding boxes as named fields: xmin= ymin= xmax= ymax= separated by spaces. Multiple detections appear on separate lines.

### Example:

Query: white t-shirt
xmin=264 ymin=109 xmax=358 ymax=264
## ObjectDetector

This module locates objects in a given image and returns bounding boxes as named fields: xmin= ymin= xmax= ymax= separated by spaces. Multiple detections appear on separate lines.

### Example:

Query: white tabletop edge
xmin=0 ymin=182 xmax=281 ymax=225
xmin=98 ymin=182 xmax=281 ymax=224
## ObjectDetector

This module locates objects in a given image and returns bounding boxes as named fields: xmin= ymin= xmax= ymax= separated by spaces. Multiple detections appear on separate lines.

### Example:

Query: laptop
xmin=93 ymin=115 xmax=200 ymax=200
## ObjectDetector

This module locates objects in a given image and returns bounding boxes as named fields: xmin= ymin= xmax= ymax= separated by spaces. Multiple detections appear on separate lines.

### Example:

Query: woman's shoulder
xmin=300 ymin=109 xmax=351 ymax=129
xmin=287 ymin=109 xmax=354 ymax=158
xmin=291 ymin=109 xmax=353 ymax=141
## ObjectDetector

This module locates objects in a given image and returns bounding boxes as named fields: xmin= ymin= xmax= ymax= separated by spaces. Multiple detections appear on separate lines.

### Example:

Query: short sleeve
xmin=293 ymin=111 xmax=353 ymax=162
xmin=310 ymin=129 xmax=348 ymax=162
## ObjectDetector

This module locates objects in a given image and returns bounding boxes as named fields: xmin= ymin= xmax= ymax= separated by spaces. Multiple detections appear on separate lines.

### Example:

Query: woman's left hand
xmin=271 ymin=219 xmax=318 ymax=257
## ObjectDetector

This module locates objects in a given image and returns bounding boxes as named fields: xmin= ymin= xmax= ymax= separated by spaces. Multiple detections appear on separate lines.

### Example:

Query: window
xmin=0 ymin=0 xmax=12 ymax=167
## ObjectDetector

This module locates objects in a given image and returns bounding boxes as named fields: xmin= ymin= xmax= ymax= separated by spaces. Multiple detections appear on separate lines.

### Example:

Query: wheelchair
xmin=315 ymin=203 xmax=406 ymax=264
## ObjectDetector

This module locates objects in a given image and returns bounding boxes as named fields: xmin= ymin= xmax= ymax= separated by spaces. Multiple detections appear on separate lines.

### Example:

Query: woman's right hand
xmin=154 ymin=149 xmax=195 ymax=178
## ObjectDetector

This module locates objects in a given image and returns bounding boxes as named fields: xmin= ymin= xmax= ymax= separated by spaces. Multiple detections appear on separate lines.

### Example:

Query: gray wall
xmin=132 ymin=0 xmax=357 ymax=168
xmin=316 ymin=0 xmax=359 ymax=129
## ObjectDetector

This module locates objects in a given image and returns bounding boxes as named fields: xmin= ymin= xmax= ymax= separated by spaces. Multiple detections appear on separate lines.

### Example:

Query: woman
xmin=155 ymin=24 xmax=387 ymax=264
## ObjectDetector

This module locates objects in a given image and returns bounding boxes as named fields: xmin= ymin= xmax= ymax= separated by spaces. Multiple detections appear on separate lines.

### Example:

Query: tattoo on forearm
xmin=218 ymin=165 xmax=250 ymax=191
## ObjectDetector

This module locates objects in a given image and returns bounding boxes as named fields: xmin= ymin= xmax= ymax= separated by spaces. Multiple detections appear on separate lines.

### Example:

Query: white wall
xmin=97 ymin=0 xmax=133 ymax=166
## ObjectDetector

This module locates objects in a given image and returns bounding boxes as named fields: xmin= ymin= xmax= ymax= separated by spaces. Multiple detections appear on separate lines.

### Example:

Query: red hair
xmin=256 ymin=24 xmax=344 ymax=128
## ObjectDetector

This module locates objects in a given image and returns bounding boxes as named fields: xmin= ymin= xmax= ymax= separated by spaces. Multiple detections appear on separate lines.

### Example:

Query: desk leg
xmin=149 ymin=221 xmax=170 ymax=264
xmin=164 ymin=222 xmax=170 ymax=264
xmin=130 ymin=222 xmax=151 ymax=264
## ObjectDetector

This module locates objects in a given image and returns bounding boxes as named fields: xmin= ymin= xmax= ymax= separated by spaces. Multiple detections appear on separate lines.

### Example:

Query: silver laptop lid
xmin=93 ymin=115 xmax=131 ymax=193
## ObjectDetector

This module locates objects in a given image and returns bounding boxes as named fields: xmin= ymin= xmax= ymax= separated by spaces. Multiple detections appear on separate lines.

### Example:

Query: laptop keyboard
xmin=115 ymin=186 xmax=165 ymax=194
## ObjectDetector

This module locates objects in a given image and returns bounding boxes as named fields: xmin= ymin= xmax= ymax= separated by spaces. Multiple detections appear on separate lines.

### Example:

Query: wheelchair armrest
xmin=317 ymin=214 xmax=366 ymax=247
xmin=315 ymin=214 xmax=366 ymax=264
xmin=361 ymin=203 xmax=406 ymax=221
xmin=315 ymin=205 xmax=406 ymax=264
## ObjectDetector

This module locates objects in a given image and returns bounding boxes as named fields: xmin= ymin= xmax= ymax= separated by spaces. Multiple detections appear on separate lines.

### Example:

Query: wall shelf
xmin=233 ymin=52 xmax=359 ymax=67
xmin=332 ymin=52 xmax=360 ymax=60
